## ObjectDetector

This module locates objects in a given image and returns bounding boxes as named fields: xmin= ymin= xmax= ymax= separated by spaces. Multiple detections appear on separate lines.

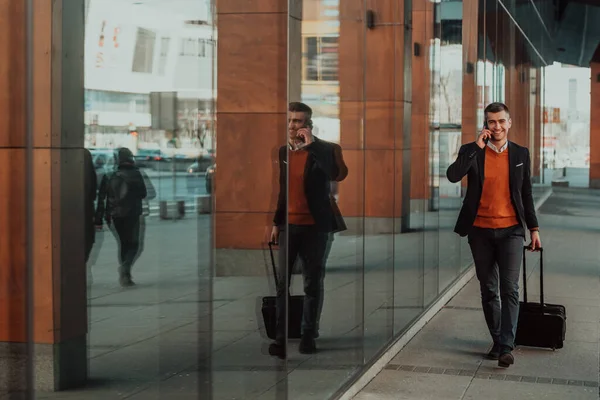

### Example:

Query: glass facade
xmin=1 ymin=0 xmax=596 ymax=398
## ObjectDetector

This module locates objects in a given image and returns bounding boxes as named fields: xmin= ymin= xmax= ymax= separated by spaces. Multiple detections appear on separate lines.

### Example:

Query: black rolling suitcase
xmin=515 ymin=247 xmax=566 ymax=350
xmin=261 ymin=242 xmax=304 ymax=340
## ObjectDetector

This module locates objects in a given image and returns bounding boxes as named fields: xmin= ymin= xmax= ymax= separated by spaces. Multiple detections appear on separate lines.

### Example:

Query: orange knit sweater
xmin=288 ymin=150 xmax=315 ymax=225
xmin=473 ymin=146 xmax=519 ymax=229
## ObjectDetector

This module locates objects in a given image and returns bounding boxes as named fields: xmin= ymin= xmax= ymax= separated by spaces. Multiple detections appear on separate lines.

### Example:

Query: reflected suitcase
xmin=515 ymin=247 xmax=566 ymax=350
xmin=261 ymin=242 xmax=304 ymax=340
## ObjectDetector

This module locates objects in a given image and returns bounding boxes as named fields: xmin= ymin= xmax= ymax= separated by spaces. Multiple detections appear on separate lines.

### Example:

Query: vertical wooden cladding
xmin=410 ymin=0 xmax=433 ymax=200
xmin=216 ymin=13 xmax=288 ymax=114
xmin=0 ymin=150 xmax=27 ymax=341
xmin=462 ymin=0 xmax=479 ymax=146
xmin=0 ymin=0 xmax=26 ymax=148
xmin=215 ymin=1 xmax=289 ymax=249
xmin=338 ymin=0 xmax=408 ymax=217
xmin=0 ymin=0 xmax=87 ymax=344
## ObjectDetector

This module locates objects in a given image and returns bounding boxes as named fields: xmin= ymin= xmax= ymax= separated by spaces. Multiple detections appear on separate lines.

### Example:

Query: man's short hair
xmin=288 ymin=102 xmax=313 ymax=120
xmin=484 ymin=102 xmax=510 ymax=119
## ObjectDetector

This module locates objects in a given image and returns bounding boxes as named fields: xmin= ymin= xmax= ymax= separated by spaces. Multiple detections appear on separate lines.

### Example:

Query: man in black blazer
xmin=268 ymin=102 xmax=347 ymax=359
xmin=447 ymin=102 xmax=541 ymax=368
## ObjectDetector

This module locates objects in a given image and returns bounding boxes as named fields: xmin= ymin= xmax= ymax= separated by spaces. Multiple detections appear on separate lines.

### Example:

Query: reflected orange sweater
xmin=288 ymin=150 xmax=315 ymax=225
xmin=473 ymin=146 xmax=520 ymax=229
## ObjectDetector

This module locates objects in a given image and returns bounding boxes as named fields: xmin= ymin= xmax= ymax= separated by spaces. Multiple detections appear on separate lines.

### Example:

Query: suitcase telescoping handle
xmin=268 ymin=242 xmax=279 ymax=287
xmin=522 ymin=246 xmax=544 ymax=306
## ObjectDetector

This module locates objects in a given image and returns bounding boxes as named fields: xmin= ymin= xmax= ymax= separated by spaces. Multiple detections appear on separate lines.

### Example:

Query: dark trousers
xmin=112 ymin=215 xmax=142 ymax=276
xmin=468 ymin=225 xmax=524 ymax=350
xmin=276 ymin=225 xmax=329 ymax=342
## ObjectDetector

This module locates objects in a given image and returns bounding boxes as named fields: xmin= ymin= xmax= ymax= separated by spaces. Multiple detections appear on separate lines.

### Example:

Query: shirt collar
xmin=487 ymin=140 xmax=508 ymax=153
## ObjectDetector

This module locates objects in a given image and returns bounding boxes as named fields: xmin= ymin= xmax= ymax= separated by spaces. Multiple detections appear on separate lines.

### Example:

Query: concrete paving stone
xmin=353 ymin=370 xmax=472 ymax=400
xmin=520 ymin=376 xmax=537 ymax=383
xmin=428 ymin=367 xmax=445 ymax=374
xmin=504 ymin=374 xmax=522 ymax=382
xmin=390 ymin=309 xmax=490 ymax=370
xmin=559 ymin=305 xmax=600 ymax=324
xmin=89 ymin=340 xmax=200 ymax=382
xmin=565 ymin=320 xmax=599 ymax=343
xmin=462 ymin=378 xmax=598 ymax=400
xmin=37 ymin=379 xmax=151 ymax=399
xmin=478 ymin=340 xmax=599 ymax=382
xmin=127 ymin=370 xmax=283 ymax=400
xmin=262 ymin=369 xmax=356 ymax=400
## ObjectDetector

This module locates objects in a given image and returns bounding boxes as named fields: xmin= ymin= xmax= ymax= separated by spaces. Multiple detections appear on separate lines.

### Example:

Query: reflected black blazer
xmin=446 ymin=141 xmax=538 ymax=237
xmin=273 ymin=137 xmax=347 ymax=233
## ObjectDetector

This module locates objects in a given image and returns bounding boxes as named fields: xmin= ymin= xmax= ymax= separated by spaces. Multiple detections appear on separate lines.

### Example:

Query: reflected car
xmin=135 ymin=149 xmax=171 ymax=169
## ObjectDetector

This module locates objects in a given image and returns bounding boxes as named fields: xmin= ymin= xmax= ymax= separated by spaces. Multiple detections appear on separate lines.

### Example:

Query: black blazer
xmin=273 ymin=137 xmax=348 ymax=233
xmin=446 ymin=141 xmax=538 ymax=237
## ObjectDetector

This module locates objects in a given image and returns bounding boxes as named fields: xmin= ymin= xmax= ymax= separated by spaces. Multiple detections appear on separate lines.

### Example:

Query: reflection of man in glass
xmin=269 ymin=102 xmax=348 ymax=358
xmin=447 ymin=102 xmax=541 ymax=368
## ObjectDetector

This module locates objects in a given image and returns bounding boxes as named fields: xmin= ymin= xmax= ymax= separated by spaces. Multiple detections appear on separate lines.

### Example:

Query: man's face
xmin=485 ymin=110 xmax=512 ymax=143
xmin=288 ymin=111 xmax=308 ymax=138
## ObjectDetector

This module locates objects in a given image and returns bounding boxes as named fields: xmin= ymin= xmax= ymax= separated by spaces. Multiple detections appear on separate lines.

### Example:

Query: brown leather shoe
xmin=498 ymin=351 xmax=515 ymax=368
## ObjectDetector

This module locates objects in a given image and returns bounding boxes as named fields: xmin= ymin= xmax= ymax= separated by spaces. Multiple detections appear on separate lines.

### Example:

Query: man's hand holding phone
xmin=477 ymin=127 xmax=492 ymax=149
xmin=295 ymin=127 xmax=313 ymax=149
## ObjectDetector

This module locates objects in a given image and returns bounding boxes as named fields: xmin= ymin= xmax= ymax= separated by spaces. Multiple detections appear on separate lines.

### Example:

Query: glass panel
xmin=541 ymin=63 xmax=591 ymax=186
xmin=84 ymin=0 xmax=215 ymax=397
xmin=210 ymin=0 xmax=286 ymax=396
xmin=393 ymin=0 xmax=426 ymax=337
xmin=436 ymin=0 xmax=463 ymax=290
xmin=419 ymin=1 xmax=439 ymax=309
xmin=285 ymin=0 xmax=365 ymax=397
xmin=361 ymin=0 xmax=399 ymax=360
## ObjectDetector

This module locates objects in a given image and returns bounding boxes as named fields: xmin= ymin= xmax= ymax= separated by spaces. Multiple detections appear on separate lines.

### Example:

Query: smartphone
xmin=483 ymin=121 xmax=489 ymax=144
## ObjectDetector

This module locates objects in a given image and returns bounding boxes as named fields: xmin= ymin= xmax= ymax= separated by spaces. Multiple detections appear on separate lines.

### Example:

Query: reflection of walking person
xmin=95 ymin=148 xmax=156 ymax=287
xmin=268 ymin=102 xmax=348 ymax=359
xmin=84 ymin=148 xmax=97 ymax=285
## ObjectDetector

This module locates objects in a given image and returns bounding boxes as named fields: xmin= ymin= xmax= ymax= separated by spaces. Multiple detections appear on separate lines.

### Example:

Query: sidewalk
xmin=5 ymin=187 xmax=556 ymax=400
xmin=354 ymin=187 xmax=600 ymax=400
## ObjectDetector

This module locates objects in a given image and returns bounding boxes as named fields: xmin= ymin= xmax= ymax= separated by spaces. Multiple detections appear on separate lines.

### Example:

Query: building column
xmin=338 ymin=0 xmax=405 ymax=233
xmin=460 ymin=0 xmax=479 ymax=193
xmin=462 ymin=0 xmax=479 ymax=146
xmin=0 ymin=0 xmax=87 ymax=391
xmin=589 ymin=61 xmax=600 ymax=188
xmin=409 ymin=0 xmax=433 ymax=213
xmin=214 ymin=1 xmax=301 ymax=275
